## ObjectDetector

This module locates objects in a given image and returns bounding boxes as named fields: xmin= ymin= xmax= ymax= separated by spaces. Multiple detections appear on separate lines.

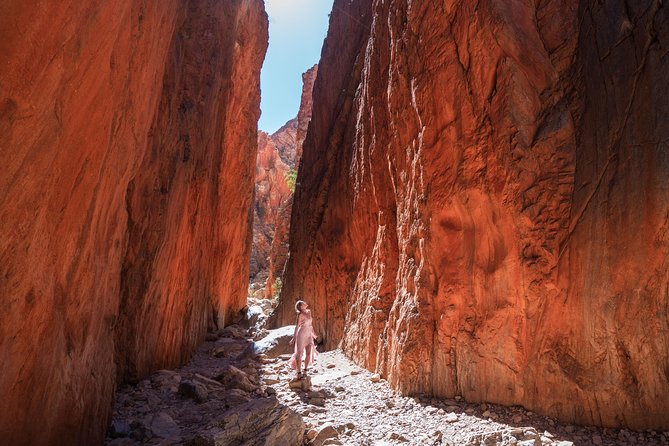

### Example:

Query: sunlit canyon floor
xmin=106 ymin=324 xmax=668 ymax=446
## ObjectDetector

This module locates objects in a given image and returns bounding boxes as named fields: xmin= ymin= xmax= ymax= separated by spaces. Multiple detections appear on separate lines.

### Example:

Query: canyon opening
xmin=0 ymin=1 xmax=668 ymax=446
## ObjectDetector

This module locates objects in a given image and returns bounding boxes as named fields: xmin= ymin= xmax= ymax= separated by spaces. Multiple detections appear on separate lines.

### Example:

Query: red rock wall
xmin=275 ymin=0 xmax=669 ymax=430
xmin=294 ymin=64 xmax=319 ymax=163
xmin=0 ymin=1 xmax=267 ymax=444
xmin=251 ymin=130 xmax=293 ymax=281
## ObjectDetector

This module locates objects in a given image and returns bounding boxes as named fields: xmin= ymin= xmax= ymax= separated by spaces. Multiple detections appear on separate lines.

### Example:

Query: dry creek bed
xmin=106 ymin=325 xmax=669 ymax=446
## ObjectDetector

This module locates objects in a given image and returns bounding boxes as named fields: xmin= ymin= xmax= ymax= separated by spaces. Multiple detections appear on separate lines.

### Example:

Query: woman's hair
xmin=295 ymin=300 xmax=305 ymax=314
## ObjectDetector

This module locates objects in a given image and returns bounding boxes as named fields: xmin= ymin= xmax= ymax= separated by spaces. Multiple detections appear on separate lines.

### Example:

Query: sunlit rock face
xmin=0 ymin=1 xmax=267 ymax=444
xmin=250 ymin=65 xmax=318 ymax=297
xmin=274 ymin=0 xmax=669 ymax=430
xmin=251 ymin=129 xmax=293 ymax=282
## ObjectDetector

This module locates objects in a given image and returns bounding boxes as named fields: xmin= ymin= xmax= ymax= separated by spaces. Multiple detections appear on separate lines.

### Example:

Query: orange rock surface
xmin=274 ymin=0 xmax=669 ymax=430
xmin=250 ymin=65 xmax=318 ymax=297
xmin=251 ymin=129 xmax=293 ymax=281
xmin=0 ymin=1 xmax=267 ymax=444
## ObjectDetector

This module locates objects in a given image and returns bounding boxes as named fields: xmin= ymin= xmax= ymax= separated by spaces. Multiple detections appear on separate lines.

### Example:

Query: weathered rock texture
xmin=250 ymin=129 xmax=293 ymax=281
xmin=250 ymin=64 xmax=318 ymax=295
xmin=274 ymin=0 xmax=669 ymax=430
xmin=0 ymin=1 xmax=267 ymax=445
xmin=294 ymin=64 xmax=319 ymax=163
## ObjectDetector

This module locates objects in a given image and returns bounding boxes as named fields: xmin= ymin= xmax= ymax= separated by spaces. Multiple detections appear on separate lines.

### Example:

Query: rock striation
xmin=250 ymin=128 xmax=294 ymax=282
xmin=0 ymin=1 xmax=267 ymax=444
xmin=273 ymin=0 xmax=669 ymax=430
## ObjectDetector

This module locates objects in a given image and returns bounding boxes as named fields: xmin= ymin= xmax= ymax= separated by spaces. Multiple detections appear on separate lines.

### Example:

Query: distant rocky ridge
xmin=250 ymin=65 xmax=318 ymax=298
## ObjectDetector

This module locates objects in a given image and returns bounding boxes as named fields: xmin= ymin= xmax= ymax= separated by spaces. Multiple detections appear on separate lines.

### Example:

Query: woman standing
xmin=289 ymin=300 xmax=318 ymax=379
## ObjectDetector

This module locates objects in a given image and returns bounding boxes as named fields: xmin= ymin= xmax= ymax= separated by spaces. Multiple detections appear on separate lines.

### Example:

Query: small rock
xmin=264 ymin=377 xmax=280 ymax=385
xmin=288 ymin=376 xmax=312 ymax=392
xmin=307 ymin=429 xmax=319 ymax=440
xmin=334 ymin=386 xmax=345 ymax=392
xmin=370 ymin=374 xmax=381 ymax=383
xmin=109 ymin=419 xmax=131 ymax=438
xmin=149 ymin=412 xmax=180 ymax=439
xmin=388 ymin=432 xmax=408 ymax=442
xmin=178 ymin=380 xmax=208 ymax=402
xmin=314 ymin=423 xmax=338 ymax=444
xmin=592 ymin=435 xmax=603 ymax=445
xmin=350 ymin=370 xmax=360 ymax=376
xmin=216 ymin=365 xmax=257 ymax=392
xmin=266 ymin=387 xmax=277 ymax=396
xmin=445 ymin=413 xmax=458 ymax=423
xmin=512 ymin=414 xmax=523 ymax=423
xmin=309 ymin=397 xmax=326 ymax=406
xmin=326 ymin=363 xmax=336 ymax=369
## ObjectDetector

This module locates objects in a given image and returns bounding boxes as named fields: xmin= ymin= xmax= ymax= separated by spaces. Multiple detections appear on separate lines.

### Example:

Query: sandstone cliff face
xmin=250 ymin=65 xmax=318 ymax=294
xmin=0 ymin=1 xmax=267 ymax=444
xmin=274 ymin=0 xmax=669 ymax=430
xmin=251 ymin=130 xmax=293 ymax=281
xmin=294 ymin=64 xmax=319 ymax=163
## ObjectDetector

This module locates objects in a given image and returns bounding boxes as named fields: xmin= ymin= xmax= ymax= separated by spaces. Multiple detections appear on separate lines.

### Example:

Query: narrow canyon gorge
xmin=274 ymin=0 xmax=669 ymax=432
xmin=0 ymin=0 xmax=667 ymax=445
xmin=251 ymin=64 xmax=318 ymax=300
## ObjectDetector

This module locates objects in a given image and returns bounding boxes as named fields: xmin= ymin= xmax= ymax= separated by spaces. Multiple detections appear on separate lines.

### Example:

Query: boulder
xmin=190 ymin=397 xmax=304 ymax=446
xmin=254 ymin=326 xmax=296 ymax=358
xmin=216 ymin=365 xmax=258 ymax=393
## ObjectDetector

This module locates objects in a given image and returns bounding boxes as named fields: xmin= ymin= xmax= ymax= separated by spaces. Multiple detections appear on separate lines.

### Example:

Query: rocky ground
xmin=106 ymin=322 xmax=669 ymax=446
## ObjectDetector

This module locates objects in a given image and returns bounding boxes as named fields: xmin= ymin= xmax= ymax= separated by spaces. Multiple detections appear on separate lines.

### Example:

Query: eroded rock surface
xmin=274 ymin=0 xmax=669 ymax=430
xmin=106 ymin=328 xmax=304 ymax=446
xmin=250 ymin=65 xmax=318 ymax=295
xmin=0 ymin=1 xmax=267 ymax=444
xmin=250 ymin=129 xmax=293 ymax=282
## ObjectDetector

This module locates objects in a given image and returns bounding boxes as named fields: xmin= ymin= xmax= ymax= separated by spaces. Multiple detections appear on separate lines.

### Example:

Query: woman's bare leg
xmin=304 ymin=344 xmax=313 ymax=375
xmin=295 ymin=348 xmax=303 ymax=378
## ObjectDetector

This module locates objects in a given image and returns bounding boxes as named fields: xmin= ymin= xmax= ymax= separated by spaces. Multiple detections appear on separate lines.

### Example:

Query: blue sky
xmin=259 ymin=0 xmax=334 ymax=133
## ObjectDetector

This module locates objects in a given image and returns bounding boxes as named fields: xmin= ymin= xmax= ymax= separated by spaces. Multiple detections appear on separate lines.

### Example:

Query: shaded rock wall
xmin=274 ymin=0 xmax=669 ymax=430
xmin=0 ymin=1 xmax=267 ymax=444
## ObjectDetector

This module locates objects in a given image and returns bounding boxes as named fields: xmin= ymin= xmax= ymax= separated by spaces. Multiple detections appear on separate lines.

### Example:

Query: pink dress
xmin=289 ymin=310 xmax=318 ymax=370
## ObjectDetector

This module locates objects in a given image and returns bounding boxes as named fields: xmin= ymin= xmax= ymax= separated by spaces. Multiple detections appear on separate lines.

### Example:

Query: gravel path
xmin=263 ymin=350 xmax=667 ymax=446
xmin=106 ymin=326 xmax=669 ymax=446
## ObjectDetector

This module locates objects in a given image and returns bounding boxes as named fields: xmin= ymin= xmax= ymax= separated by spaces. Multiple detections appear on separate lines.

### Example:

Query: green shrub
xmin=272 ymin=277 xmax=283 ymax=299
xmin=284 ymin=169 xmax=297 ymax=193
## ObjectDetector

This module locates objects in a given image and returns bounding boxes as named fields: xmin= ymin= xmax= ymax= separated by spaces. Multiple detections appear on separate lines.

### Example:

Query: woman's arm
xmin=290 ymin=314 xmax=300 ymax=344
xmin=311 ymin=312 xmax=318 ymax=339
